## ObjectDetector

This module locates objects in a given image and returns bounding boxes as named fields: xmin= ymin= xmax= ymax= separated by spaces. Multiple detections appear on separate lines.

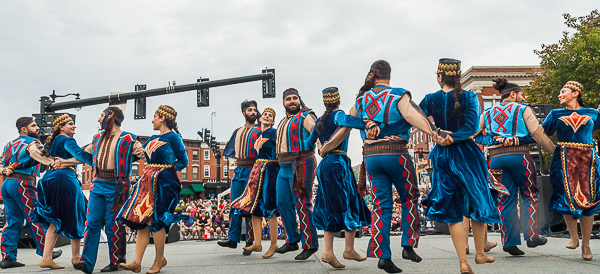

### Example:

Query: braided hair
xmin=441 ymin=74 xmax=463 ymax=115
xmin=158 ymin=105 xmax=181 ymax=136
xmin=315 ymin=101 xmax=340 ymax=133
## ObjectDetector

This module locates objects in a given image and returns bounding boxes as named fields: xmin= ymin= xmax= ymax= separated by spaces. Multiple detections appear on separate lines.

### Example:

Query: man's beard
xmin=244 ymin=113 xmax=257 ymax=124
xmin=26 ymin=130 xmax=40 ymax=139
xmin=284 ymin=103 xmax=300 ymax=115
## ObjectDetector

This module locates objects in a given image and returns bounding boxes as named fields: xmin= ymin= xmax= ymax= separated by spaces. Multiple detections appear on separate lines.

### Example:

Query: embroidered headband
xmin=17 ymin=117 xmax=35 ymax=130
xmin=282 ymin=88 xmax=299 ymax=101
xmin=322 ymin=87 xmax=340 ymax=104
xmin=241 ymin=100 xmax=258 ymax=113
xmin=563 ymin=81 xmax=584 ymax=93
xmin=53 ymin=114 xmax=73 ymax=129
xmin=501 ymin=87 xmax=522 ymax=96
xmin=263 ymin=107 xmax=276 ymax=119
xmin=155 ymin=105 xmax=177 ymax=120
xmin=370 ymin=68 xmax=391 ymax=79
xmin=437 ymin=58 xmax=461 ymax=76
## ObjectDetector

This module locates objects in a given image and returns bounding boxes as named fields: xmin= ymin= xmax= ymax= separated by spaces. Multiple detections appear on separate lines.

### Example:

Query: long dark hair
xmin=315 ymin=101 xmax=340 ymax=133
xmin=441 ymin=74 xmax=463 ymax=115
xmin=44 ymin=122 xmax=68 ymax=156
xmin=574 ymin=90 xmax=586 ymax=107
xmin=358 ymin=60 xmax=391 ymax=98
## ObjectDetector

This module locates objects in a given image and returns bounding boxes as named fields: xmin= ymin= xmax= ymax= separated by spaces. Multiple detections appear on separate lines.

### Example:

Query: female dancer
xmin=419 ymin=59 xmax=501 ymax=274
xmin=542 ymin=81 xmax=600 ymax=260
xmin=310 ymin=87 xmax=370 ymax=268
xmin=231 ymin=108 xmax=281 ymax=258
xmin=118 ymin=105 xmax=189 ymax=273
xmin=32 ymin=114 xmax=93 ymax=269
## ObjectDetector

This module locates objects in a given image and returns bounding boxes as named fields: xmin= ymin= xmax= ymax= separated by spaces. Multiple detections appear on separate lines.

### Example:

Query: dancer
xmin=31 ymin=114 xmax=93 ymax=269
xmin=73 ymin=107 xmax=145 ymax=273
xmin=231 ymin=107 xmax=281 ymax=258
xmin=419 ymin=58 xmax=501 ymax=274
xmin=118 ymin=105 xmax=189 ymax=273
xmin=309 ymin=87 xmax=371 ymax=269
xmin=473 ymin=77 xmax=555 ymax=256
xmin=0 ymin=117 xmax=62 ymax=269
xmin=274 ymin=88 xmax=319 ymax=260
xmin=541 ymin=81 xmax=600 ymax=260
xmin=218 ymin=100 xmax=259 ymax=254
xmin=326 ymin=60 xmax=444 ymax=273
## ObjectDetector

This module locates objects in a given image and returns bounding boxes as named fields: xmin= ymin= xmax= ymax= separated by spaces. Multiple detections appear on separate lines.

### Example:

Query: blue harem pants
xmin=228 ymin=167 xmax=254 ymax=244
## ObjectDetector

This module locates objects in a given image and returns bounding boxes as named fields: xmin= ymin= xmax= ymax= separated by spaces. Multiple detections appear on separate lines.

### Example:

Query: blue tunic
xmin=231 ymin=128 xmax=280 ymax=218
xmin=310 ymin=110 xmax=371 ymax=232
xmin=542 ymin=107 xmax=600 ymax=218
xmin=33 ymin=135 xmax=93 ymax=239
xmin=118 ymin=132 xmax=189 ymax=232
xmin=419 ymin=90 xmax=501 ymax=224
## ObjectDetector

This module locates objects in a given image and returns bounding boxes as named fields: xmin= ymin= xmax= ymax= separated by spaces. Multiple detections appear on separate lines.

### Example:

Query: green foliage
xmin=526 ymin=10 xmax=600 ymax=109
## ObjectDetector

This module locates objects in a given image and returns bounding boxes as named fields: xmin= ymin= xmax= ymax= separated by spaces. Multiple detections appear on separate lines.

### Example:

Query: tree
xmin=526 ymin=10 xmax=600 ymax=148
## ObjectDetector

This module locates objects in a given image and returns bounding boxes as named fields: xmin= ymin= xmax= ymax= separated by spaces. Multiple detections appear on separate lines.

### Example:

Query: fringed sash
xmin=558 ymin=142 xmax=598 ymax=211
xmin=231 ymin=159 xmax=276 ymax=214
xmin=119 ymin=164 xmax=172 ymax=225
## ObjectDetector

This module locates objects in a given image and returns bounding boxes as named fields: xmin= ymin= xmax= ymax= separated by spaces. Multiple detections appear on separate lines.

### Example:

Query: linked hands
xmin=434 ymin=130 xmax=454 ymax=146
xmin=365 ymin=120 xmax=380 ymax=140
xmin=52 ymin=158 xmax=64 ymax=170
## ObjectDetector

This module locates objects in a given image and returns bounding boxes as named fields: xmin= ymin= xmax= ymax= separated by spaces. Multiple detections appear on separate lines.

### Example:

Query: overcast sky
xmin=1 ymin=1 xmax=597 ymax=166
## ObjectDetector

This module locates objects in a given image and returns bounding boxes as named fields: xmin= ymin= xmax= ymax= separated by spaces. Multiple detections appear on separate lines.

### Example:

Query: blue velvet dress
xmin=310 ymin=110 xmax=371 ymax=233
xmin=231 ymin=128 xmax=280 ymax=218
xmin=118 ymin=132 xmax=189 ymax=232
xmin=419 ymin=90 xmax=501 ymax=224
xmin=542 ymin=107 xmax=600 ymax=218
xmin=32 ymin=135 xmax=92 ymax=239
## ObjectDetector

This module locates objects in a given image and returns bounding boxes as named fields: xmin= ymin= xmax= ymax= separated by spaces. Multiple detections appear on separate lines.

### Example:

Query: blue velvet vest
xmin=282 ymin=110 xmax=316 ymax=152
xmin=484 ymin=102 xmax=530 ymax=138
xmin=1 ymin=136 xmax=40 ymax=176
xmin=91 ymin=132 xmax=138 ymax=178
xmin=355 ymin=85 xmax=411 ymax=141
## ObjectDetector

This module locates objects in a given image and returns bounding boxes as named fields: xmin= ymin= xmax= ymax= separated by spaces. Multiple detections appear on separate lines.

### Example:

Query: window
xmin=192 ymin=150 xmax=199 ymax=161
xmin=223 ymin=167 xmax=229 ymax=178
xmin=181 ymin=167 xmax=188 ymax=181
xmin=204 ymin=150 xmax=211 ymax=160
xmin=132 ymin=164 xmax=139 ymax=177
xmin=204 ymin=165 xmax=210 ymax=178
xmin=483 ymin=99 xmax=494 ymax=110
xmin=192 ymin=166 xmax=198 ymax=180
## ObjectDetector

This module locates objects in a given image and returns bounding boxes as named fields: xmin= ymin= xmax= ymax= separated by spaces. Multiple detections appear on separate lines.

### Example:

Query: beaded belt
xmin=96 ymin=168 xmax=116 ymax=181
xmin=6 ymin=172 xmax=36 ymax=184
xmin=489 ymin=145 xmax=530 ymax=158
xmin=323 ymin=149 xmax=346 ymax=157
xmin=145 ymin=164 xmax=174 ymax=169
xmin=557 ymin=142 xmax=594 ymax=148
xmin=277 ymin=150 xmax=315 ymax=165
xmin=364 ymin=141 xmax=408 ymax=158
xmin=236 ymin=158 xmax=256 ymax=168
xmin=256 ymin=159 xmax=278 ymax=163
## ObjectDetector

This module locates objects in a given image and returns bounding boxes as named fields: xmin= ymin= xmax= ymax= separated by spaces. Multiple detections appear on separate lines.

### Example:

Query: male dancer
xmin=73 ymin=107 xmax=145 ymax=273
xmin=218 ymin=100 xmax=258 ymax=255
xmin=474 ymin=78 xmax=555 ymax=256
xmin=0 ymin=117 xmax=62 ymax=269
xmin=321 ymin=60 xmax=444 ymax=273
xmin=274 ymin=88 xmax=319 ymax=260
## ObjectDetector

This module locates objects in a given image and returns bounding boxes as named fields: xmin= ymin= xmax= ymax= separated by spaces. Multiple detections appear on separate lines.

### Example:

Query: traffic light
xmin=134 ymin=84 xmax=147 ymax=120
xmin=210 ymin=136 xmax=216 ymax=146
xmin=197 ymin=77 xmax=209 ymax=107
xmin=262 ymin=68 xmax=275 ymax=98
xmin=418 ymin=148 xmax=424 ymax=160
xmin=203 ymin=129 xmax=210 ymax=143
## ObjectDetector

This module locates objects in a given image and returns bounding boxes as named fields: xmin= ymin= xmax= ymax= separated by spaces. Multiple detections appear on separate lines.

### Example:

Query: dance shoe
xmin=0 ymin=259 xmax=25 ymax=269
xmin=526 ymin=236 xmax=547 ymax=248
xmin=243 ymin=243 xmax=262 ymax=252
xmin=73 ymin=261 xmax=91 ymax=273
xmin=342 ymin=250 xmax=367 ymax=261
xmin=275 ymin=242 xmax=299 ymax=254
xmin=295 ymin=248 xmax=318 ymax=260
xmin=377 ymin=259 xmax=402 ymax=273
xmin=147 ymin=258 xmax=167 ymax=274
xmin=243 ymin=242 xmax=253 ymax=255
xmin=582 ymin=245 xmax=593 ymax=260
xmin=217 ymin=240 xmax=238 ymax=249
xmin=402 ymin=246 xmax=422 ymax=263
xmin=101 ymin=264 xmax=120 ymax=272
xmin=474 ymin=254 xmax=495 ymax=264
xmin=566 ymin=239 xmax=579 ymax=249
xmin=262 ymin=245 xmax=279 ymax=258
xmin=119 ymin=261 xmax=142 ymax=273
xmin=39 ymin=259 xmax=65 ymax=269
xmin=484 ymin=241 xmax=497 ymax=252
xmin=72 ymin=256 xmax=81 ymax=265
xmin=321 ymin=253 xmax=345 ymax=268
xmin=53 ymin=250 xmax=63 ymax=260
xmin=460 ymin=261 xmax=474 ymax=274
xmin=503 ymin=246 xmax=525 ymax=256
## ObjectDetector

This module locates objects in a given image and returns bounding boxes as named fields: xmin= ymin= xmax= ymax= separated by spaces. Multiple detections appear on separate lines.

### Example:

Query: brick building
xmin=81 ymin=136 xmax=232 ymax=201
xmin=408 ymin=66 xmax=542 ymax=187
